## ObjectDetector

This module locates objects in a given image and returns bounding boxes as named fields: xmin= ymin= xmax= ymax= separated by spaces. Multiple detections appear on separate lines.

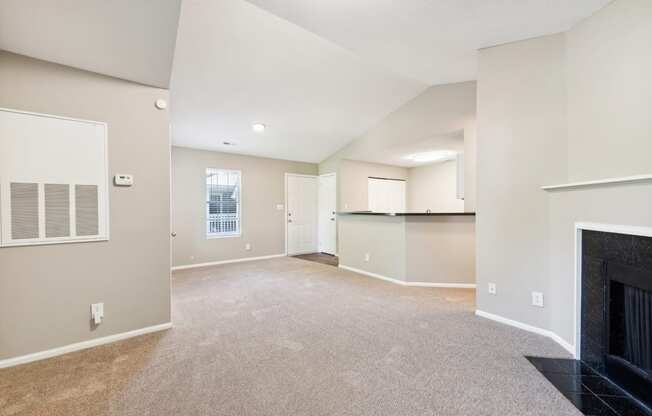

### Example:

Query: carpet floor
xmin=0 ymin=257 xmax=580 ymax=416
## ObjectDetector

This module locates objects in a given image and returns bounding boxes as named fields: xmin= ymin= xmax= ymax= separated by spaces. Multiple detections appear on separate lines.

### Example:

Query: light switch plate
xmin=114 ymin=174 xmax=134 ymax=186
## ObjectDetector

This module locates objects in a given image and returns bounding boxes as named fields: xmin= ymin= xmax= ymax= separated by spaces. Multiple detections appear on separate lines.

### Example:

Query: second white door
xmin=318 ymin=174 xmax=337 ymax=255
xmin=286 ymin=174 xmax=318 ymax=255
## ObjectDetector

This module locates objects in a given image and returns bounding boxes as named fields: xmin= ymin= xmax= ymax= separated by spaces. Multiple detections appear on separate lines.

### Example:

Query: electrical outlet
xmin=488 ymin=283 xmax=497 ymax=295
xmin=245 ymin=243 xmax=251 ymax=251
xmin=91 ymin=303 xmax=104 ymax=325
xmin=532 ymin=291 xmax=544 ymax=307
xmin=364 ymin=253 xmax=370 ymax=262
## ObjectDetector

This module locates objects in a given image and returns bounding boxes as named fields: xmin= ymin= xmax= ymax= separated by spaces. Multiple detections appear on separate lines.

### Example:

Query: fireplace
xmin=581 ymin=229 xmax=652 ymax=409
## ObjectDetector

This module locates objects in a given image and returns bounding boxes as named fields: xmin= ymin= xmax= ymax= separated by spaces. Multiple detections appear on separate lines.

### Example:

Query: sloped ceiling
xmin=245 ymin=0 xmax=612 ymax=86
xmin=0 ymin=0 xmax=182 ymax=88
xmin=170 ymin=0 xmax=426 ymax=163
xmin=0 ymin=0 xmax=612 ymax=163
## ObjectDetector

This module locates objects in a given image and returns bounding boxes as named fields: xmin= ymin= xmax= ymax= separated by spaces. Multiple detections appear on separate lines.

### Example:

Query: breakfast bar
xmin=337 ymin=211 xmax=476 ymax=287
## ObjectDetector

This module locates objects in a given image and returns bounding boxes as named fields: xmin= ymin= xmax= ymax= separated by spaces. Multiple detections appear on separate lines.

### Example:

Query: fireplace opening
xmin=581 ymin=229 xmax=652 ymax=412
xmin=606 ymin=261 xmax=652 ymax=406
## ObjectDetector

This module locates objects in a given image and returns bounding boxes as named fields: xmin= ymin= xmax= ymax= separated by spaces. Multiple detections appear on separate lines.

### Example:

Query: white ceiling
xmin=170 ymin=0 xmax=426 ymax=163
xmin=377 ymin=131 xmax=465 ymax=168
xmin=172 ymin=0 xmax=610 ymax=163
xmin=0 ymin=0 xmax=611 ymax=163
xmin=245 ymin=0 xmax=612 ymax=85
xmin=0 ymin=0 xmax=182 ymax=88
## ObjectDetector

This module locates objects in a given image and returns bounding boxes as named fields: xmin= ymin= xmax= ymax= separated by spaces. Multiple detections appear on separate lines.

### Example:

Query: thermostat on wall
xmin=114 ymin=174 xmax=134 ymax=186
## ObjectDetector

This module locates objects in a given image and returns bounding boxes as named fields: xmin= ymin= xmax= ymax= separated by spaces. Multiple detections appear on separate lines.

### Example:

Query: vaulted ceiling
xmin=245 ymin=0 xmax=612 ymax=86
xmin=170 ymin=0 xmax=611 ymax=163
xmin=0 ymin=0 xmax=182 ymax=88
xmin=0 ymin=0 xmax=612 ymax=163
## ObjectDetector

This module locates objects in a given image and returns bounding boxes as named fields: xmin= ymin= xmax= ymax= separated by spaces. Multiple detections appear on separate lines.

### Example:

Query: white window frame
xmin=206 ymin=168 xmax=242 ymax=239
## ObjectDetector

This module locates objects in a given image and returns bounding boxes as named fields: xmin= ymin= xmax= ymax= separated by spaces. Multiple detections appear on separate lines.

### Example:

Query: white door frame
xmin=318 ymin=172 xmax=337 ymax=255
xmin=284 ymin=173 xmax=318 ymax=256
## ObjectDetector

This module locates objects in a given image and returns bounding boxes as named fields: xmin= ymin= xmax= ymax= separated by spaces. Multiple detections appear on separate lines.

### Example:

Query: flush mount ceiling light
xmin=222 ymin=141 xmax=236 ymax=146
xmin=252 ymin=123 xmax=266 ymax=133
xmin=404 ymin=150 xmax=457 ymax=163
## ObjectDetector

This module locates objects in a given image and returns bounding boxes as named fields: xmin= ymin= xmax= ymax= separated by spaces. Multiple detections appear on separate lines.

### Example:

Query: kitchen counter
xmin=338 ymin=211 xmax=475 ymax=216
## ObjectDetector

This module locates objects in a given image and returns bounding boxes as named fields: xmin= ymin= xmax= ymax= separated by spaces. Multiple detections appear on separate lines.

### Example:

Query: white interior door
xmin=286 ymin=174 xmax=318 ymax=255
xmin=318 ymin=174 xmax=337 ymax=255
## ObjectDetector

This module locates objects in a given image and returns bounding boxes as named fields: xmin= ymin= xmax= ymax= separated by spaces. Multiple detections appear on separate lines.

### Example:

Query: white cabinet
xmin=368 ymin=177 xmax=406 ymax=213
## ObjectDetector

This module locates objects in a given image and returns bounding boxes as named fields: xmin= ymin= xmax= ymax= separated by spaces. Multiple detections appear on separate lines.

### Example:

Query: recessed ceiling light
xmin=404 ymin=150 xmax=457 ymax=163
xmin=252 ymin=123 xmax=266 ymax=133
xmin=222 ymin=141 xmax=236 ymax=146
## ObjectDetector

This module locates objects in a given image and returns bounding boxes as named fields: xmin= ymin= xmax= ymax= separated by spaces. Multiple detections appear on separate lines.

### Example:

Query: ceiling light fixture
xmin=404 ymin=150 xmax=457 ymax=163
xmin=222 ymin=141 xmax=236 ymax=146
xmin=252 ymin=123 xmax=266 ymax=133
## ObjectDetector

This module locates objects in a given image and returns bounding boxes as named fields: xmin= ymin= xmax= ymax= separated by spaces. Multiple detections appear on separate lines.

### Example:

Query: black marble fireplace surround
xmin=527 ymin=230 xmax=652 ymax=416
xmin=581 ymin=230 xmax=652 ymax=410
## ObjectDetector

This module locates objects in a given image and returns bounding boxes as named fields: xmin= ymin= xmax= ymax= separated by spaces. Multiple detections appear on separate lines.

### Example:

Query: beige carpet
xmin=1 ymin=257 xmax=580 ymax=416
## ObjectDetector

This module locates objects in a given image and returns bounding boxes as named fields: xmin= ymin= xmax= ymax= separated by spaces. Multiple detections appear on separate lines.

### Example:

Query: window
xmin=206 ymin=169 xmax=241 ymax=237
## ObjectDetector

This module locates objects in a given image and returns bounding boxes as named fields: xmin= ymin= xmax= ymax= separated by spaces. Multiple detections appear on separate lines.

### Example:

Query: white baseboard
xmin=338 ymin=264 xmax=476 ymax=289
xmin=475 ymin=310 xmax=575 ymax=356
xmin=171 ymin=254 xmax=286 ymax=271
xmin=0 ymin=322 xmax=172 ymax=369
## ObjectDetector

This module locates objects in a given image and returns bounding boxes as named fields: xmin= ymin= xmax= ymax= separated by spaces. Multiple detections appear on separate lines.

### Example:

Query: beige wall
xmin=566 ymin=0 xmax=652 ymax=181
xmin=463 ymin=122 xmax=477 ymax=212
xmin=338 ymin=215 xmax=406 ymax=280
xmin=337 ymin=159 xmax=407 ymax=212
xmin=171 ymin=147 xmax=317 ymax=267
xmin=0 ymin=52 xmax=171 ymax=360
xmin=407 ymin=161 xmax=464 ymax=212
xmin=477 ymin=33 xmax=568 ymax=330
xmin=406 ymin=216 xmax=475 ymax=285
xmin=476 ymin=0 xmax=652 ymax=347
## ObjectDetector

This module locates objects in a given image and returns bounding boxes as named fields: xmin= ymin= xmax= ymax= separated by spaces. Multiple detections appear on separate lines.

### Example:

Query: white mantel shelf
xmin=541 ymin=174 xmax=652 ymax=191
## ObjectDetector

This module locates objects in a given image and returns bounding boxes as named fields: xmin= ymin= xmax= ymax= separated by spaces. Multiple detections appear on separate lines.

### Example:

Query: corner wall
xmin=0 ymin=52 xmax=171 ymax=360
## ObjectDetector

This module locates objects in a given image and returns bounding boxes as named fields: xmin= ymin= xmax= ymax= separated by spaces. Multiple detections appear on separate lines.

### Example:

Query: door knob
xmin=330 ymin=218 xmax=335 ymax=221
xmin=288 ymin=219 xmax=293 ymax=223
xmin=171 ymin=232 xmax=177 ymax=237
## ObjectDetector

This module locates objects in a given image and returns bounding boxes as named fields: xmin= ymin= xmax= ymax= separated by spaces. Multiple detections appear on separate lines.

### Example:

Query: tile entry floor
xmin=526 ymin=357 xmax=651 ymax=416
xmin=292 ymin=252 xmax=339 ymax=267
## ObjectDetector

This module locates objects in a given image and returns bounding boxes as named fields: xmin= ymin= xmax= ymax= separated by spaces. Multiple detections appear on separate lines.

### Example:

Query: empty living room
xmin=1 ymin=1 xmax=652 ymax=415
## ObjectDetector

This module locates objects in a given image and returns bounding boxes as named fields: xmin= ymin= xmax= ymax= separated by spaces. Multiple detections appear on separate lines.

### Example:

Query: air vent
xmin=45 ymin=184 xmax=70 ymax=238
xmin=75 ymin=185 xmax=99 ymax=236
xmin=10 ymin=182 xmax=39 ymax=240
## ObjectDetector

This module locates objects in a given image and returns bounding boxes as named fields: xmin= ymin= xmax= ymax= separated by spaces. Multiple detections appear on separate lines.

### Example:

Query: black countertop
xmin=338 ymin=211 xmax=475 ymax=216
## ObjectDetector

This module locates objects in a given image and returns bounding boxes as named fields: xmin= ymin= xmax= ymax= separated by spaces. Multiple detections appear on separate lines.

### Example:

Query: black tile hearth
xmin=527 ymin=356 xmax=597 ymax=375
xmin=563 ymin=393 xmax=619 ymax=416
xmin=526 ymin=357 xmax=652 ymax=416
